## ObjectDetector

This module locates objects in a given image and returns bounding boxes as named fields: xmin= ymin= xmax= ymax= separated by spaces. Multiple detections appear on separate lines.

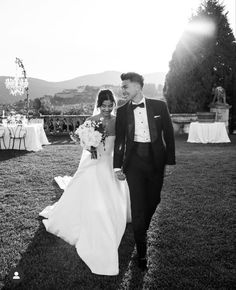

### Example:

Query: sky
xmin=0 ymin=0 xmax=235 ymax=82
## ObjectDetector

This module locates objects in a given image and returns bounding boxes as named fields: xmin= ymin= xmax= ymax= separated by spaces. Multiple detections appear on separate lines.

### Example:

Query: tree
xmin=164 ymin=0 xmax=236 ymax=113
xmin=38 ymin=95 xmax=54 ymax=114
xmin=32 ymin=98 xmax=41 ymax=111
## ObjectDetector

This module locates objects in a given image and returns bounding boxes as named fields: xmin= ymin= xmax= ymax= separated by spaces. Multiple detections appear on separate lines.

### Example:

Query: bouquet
xmin=70 ymin=119 xmax=108 ymax=159
xmin=6 ymin=114 xmax=27 ymax=125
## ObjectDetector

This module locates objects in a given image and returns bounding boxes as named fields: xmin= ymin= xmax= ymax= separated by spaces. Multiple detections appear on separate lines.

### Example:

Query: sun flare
xmin=185 ymin=19 xmax=216 ymax=36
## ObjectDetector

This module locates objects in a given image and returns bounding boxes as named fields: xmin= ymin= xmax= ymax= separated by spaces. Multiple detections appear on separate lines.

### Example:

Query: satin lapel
xmin=126 ymin=101 xmax=135 ymax=140
xmin=146 ymin=98 xmax=158 ymax=142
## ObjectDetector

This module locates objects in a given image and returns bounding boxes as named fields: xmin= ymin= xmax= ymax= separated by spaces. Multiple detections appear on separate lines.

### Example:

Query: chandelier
xmin=5 ymin=76 xmax=28 ymax=96
xmin=5 ymin=57 xmax=30 ymax=117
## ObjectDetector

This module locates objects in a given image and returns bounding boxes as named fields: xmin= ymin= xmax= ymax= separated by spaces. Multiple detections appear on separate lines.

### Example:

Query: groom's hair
xmin=120 ymin=72 xmax=144 ymax=88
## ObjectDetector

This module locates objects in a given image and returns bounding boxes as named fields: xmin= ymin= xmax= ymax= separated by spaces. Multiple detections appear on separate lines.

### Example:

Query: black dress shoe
xmin=137 ymin=257 xmax=148 ymax=271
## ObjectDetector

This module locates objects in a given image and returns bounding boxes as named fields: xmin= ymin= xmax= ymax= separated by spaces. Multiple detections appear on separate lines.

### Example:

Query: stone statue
xmin=209 ymin=85 xmax=231 ymax=132
xmin=211 ymin=86 xmax=227 ymax=105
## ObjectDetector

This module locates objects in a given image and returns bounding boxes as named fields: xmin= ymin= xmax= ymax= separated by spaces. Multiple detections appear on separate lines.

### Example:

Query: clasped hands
xmin=114 ymin=170 xmax=126 ymax=181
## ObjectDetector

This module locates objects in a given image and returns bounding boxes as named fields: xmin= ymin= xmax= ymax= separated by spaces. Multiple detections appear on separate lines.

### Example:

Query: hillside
xmin=0 ymin=71 xmax=166 ymax=104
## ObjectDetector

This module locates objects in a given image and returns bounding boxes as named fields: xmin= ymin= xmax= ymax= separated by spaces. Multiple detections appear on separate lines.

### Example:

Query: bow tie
xmin=131 ymin=102 xmax=145 ymax=110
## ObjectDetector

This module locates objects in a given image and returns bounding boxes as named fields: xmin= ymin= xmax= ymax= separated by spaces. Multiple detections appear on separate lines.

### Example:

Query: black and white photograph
xmin=0 ymin=0 xmax=235 ymax=289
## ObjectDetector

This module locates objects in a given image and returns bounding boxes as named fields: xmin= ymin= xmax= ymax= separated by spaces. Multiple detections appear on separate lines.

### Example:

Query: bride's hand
xmin=115 ymin=170 xmax=126 ymax=181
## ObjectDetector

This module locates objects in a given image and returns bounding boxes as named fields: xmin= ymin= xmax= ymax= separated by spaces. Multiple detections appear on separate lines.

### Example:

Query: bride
xmin=39 ymin=89 xmax=131 ymax=276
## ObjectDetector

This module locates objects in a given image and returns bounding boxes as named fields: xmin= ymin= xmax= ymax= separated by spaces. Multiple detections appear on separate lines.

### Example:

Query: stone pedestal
xmin=209 ymin=103 xmax=231 ymax=132
xmin=171 ymin=114 xmax=197 ymax=135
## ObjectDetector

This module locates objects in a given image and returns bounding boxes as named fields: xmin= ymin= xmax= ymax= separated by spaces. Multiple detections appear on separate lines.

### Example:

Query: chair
xmin=0 ymin=125 xmax=7 ymax=149
xmin=8 ymin=125 xmax=27 ymax=150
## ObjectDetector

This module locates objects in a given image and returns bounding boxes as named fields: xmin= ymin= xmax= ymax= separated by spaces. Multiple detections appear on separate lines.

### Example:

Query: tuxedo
xmin=113 ymin=97 xmax=176 ymax=258
xmin=114 ymin=97 xmax=176 ymax=173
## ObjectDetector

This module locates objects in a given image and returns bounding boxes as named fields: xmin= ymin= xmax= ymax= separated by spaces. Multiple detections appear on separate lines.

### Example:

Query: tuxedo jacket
xmin=113 ymin=98 xmax=176 ymax=174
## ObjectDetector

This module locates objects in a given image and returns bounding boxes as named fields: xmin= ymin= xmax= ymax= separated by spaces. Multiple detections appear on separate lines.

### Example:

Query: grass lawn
xmin=0 ymin=134 xmax=236 ymax=289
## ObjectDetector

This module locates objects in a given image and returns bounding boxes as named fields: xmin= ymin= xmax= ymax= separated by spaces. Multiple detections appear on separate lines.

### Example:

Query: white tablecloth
xmin=0 ymin=124 xmax=50 ymax=151
xmin=187 ymin=122 xmax=231 ymax=143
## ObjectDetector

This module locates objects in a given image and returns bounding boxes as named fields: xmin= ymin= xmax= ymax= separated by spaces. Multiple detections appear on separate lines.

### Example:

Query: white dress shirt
xmin=132 ymin=97 xmax=151 ymax=143
xmin=114 ymin=96 xmax=151 ymax=172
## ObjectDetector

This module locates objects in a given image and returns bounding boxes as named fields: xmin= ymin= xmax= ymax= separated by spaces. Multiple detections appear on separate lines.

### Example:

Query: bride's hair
xmin=96 ymin=89 xmax=116 ymax=108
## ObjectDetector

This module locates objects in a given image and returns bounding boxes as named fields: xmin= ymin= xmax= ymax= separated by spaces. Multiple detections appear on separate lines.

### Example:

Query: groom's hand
xmin=164 ymin=165 xmax=176 ymax=177
xmin=115 ymin=170 xmax=126 ymax=181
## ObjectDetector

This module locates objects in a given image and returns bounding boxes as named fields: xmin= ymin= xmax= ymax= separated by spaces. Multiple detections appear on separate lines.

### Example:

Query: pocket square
xmin=154 ymin=115 xmax=161 ymax=118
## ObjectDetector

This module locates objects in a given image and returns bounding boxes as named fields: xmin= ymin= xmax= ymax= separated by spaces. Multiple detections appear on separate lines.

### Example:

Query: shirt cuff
xmin=114 ymin=168 xmax=121 ymax=172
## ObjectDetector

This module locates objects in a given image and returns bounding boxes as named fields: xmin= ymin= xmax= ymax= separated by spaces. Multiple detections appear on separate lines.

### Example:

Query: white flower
xmin=74 ymin=120 xmax=104 ymax=150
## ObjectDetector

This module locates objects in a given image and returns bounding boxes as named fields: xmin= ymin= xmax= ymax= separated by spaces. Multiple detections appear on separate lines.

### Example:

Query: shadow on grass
xmin=0 ymin=150 xmax=30 ymax=161
xmin=2 ymin=220 xmax=143 ymax=290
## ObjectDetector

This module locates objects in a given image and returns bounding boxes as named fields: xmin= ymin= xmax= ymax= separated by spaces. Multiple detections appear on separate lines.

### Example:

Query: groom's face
xmin=121 ymin=80 xmax=140 ymax=101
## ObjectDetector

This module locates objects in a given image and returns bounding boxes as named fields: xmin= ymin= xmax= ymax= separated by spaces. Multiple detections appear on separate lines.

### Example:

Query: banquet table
xmin=187 ymin=122 xmax=231 ymax=144
xmin=0 ymin=123 xmax=50 ymax=151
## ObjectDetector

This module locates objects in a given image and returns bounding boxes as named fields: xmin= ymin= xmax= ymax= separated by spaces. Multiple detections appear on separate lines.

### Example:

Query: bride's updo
xmin=97 ymin=89 xmax=116 ymax=108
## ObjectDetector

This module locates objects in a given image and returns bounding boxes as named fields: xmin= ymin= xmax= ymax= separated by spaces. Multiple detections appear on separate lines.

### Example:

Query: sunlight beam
xmin=185 ymin=19 xmax=216 ymax=37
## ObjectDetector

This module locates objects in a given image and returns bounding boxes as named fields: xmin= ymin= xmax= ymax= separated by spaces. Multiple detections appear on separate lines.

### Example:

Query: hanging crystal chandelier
xmin=5 ymin=57 xmax=30 ymax=118
xmin=5 ymin=76 xmax=28 ymax=96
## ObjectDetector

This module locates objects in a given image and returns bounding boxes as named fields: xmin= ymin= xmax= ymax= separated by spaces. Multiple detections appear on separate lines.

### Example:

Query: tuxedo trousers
xmin=125 ymin=142 xmax=164 ymax=258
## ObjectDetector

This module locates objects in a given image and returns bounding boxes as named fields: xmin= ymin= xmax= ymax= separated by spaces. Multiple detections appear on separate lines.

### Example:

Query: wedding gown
xmin=39 ymin=136 xmax=132 ymax=276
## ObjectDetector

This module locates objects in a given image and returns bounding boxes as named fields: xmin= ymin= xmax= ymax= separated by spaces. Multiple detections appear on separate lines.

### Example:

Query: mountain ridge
xmin=0 ymin=71 xmax=166 ymax=104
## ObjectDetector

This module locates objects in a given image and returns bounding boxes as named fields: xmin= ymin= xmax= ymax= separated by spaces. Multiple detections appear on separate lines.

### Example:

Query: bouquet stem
xmin=90 ymin=146 xmax=97 ymax=159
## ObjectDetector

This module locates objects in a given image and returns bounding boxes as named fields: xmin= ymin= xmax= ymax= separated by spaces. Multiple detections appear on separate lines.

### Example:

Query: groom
xmin=113 ymin=72 xmax=176 ymax=270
